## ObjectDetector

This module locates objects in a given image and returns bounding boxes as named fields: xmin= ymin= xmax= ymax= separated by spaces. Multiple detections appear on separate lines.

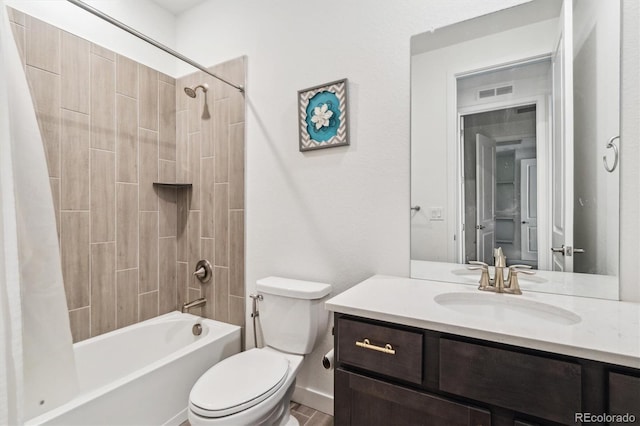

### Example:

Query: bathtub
xmin=26 ymin=312 xmax=241 ymax=426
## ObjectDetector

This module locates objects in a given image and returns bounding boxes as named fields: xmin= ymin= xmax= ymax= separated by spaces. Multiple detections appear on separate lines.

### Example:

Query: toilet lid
xmin=190 ymin=349 xmax=289 ymax=418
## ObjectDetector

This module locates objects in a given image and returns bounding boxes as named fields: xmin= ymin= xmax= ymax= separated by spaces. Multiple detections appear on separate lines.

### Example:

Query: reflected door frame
xmin=455 ymin=92 xmax=551 ymax=269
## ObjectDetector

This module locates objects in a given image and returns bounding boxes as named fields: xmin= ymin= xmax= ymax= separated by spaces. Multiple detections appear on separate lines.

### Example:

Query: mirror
xmin=410 ymin=0 xmax=620 ymax=300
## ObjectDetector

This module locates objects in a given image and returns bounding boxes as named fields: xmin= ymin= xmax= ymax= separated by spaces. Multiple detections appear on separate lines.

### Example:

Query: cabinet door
xmin=335 ymin=369 xmax=490 ymax=426
xmin=609 ymin=372 xmax=640 ymax=423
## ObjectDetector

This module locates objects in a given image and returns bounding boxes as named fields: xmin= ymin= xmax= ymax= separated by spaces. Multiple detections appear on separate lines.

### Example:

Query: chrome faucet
xmin=182 ymin=297 xmax=206 ymax=313
xmin=468 ymin=247 xmax=535 ymax=295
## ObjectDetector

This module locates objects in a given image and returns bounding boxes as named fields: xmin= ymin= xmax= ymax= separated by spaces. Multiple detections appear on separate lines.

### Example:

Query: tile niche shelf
xmin=152 ymin=182 xmax=193 ymax=189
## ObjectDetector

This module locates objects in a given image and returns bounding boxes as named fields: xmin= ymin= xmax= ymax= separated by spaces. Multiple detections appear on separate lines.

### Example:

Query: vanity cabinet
xmin=334 ymin=314 xmax=640 ymax=426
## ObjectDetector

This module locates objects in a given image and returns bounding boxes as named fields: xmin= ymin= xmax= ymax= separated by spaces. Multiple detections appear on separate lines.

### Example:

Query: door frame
xmin=455 ymin=95 xmax=551 ymax=269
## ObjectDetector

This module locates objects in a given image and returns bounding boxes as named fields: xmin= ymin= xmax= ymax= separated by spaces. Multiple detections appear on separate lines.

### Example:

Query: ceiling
xmin=150 ymin=0 xmax=207 ymax=15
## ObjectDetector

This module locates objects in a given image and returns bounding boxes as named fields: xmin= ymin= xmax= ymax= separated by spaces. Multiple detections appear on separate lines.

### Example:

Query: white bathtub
xmin=26 ymin=312 xmax=241 ymax=426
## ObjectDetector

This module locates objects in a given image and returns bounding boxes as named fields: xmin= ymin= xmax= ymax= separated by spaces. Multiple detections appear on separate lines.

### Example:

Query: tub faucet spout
xmin=182 ymin=297 xmax=206 ymax=313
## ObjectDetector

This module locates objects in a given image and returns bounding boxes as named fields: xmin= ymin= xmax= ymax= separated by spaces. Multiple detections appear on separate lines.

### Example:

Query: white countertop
xmin=411 ymin=260 xmax=619 ymax=300
xmin=325 ymin=275 xmax=640 ymax=369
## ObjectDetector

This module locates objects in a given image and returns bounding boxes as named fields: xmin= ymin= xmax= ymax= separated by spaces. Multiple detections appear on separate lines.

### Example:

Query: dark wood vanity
xmin=334 ymin=313 xmax=640 ymax=426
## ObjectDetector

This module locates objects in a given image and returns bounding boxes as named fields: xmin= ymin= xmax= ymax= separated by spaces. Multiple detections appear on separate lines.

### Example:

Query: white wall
xmin=620 ymin=0 xmax=640 ymax=303
xmin=4 ymin=0 xmax=178 ymax=75
xmin=175 ymin=0 xmax=530 ymax=414
xmin=410 ymin=19 xmax=556 ymax=263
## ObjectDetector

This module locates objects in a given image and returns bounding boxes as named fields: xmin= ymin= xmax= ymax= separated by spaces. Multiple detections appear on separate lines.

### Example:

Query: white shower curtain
xmin=0 ymin=4 xmax=78 ymax=424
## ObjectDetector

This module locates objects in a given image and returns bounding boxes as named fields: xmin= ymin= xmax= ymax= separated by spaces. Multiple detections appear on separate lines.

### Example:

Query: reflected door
xmin=551 ymin=0 xmax=574 ymax=272
xmin=521 ymin=159 xmax=538 ymax=262
xmin=476 ymin=133 xmax=496 ymax=264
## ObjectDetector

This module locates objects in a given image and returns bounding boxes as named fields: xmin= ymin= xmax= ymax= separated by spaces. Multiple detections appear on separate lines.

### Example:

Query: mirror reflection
xmin=410 ymin=0 xmax=620 ymax=299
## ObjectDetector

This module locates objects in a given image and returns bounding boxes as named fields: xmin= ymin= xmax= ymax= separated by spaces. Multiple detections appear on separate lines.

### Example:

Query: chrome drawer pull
xmin=355 ymin=338 xmax=396 ymax=355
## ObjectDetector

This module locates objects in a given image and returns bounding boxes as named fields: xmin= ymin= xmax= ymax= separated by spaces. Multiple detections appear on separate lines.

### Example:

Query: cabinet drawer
xmin=439 ymin=338 xmax=581 ymax=425
xmin=609 ymin=371 xmax=640 ymax=421
xmin=336 ymin=369 xmax=491 ymax=426
xmin=337 ymin=317 xmax=423 ymax=384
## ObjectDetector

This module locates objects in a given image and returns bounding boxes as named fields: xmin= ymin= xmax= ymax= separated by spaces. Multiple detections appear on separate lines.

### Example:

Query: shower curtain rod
xmin=66 ymin=0 xmax=244 ymax=92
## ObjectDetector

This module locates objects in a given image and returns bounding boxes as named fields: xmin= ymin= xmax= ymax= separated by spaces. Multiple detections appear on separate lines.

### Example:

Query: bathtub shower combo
xmin=26 ymin=313 xmax=241 ymax=426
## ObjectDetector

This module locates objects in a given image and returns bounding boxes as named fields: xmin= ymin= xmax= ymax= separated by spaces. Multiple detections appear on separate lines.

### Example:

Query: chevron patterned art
xmin=298 ymin=79 xmax=349 ymax=152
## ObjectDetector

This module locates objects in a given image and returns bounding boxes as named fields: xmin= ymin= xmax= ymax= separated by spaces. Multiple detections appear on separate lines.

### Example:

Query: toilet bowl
xmin=188 ymin=277 xmax=332 ymax=426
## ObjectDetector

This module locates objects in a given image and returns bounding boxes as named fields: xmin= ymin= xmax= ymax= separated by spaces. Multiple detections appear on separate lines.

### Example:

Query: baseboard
xmin=292 ymin=385 xmax=334 ymax=416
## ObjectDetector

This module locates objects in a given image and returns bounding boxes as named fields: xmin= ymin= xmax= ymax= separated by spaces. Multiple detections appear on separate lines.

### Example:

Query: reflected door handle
xmin=521 ymin=221 xmax=529 ymax=224
xmin=551 ymin=246 xmax=565 ymax=254
xmin=573 ymin=248 xmax=585 ymax=254
xmin=476 ymin=225 xmax=485 ymax=230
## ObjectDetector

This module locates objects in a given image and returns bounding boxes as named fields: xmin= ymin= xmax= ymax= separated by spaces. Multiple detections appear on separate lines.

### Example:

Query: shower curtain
xmin=0 ymin=4 xmax=78 ymax=424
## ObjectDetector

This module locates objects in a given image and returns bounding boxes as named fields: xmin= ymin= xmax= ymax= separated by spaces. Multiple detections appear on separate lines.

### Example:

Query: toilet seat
xmin=189 ymin=349 xmax=289 ymax=418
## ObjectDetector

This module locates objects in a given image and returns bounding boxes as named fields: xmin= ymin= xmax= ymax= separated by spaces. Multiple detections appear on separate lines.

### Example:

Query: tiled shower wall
xmin=175 ymin=58 xmax=246 ymax=330
xmin=8 ymin=8 xmax=245 ymax=341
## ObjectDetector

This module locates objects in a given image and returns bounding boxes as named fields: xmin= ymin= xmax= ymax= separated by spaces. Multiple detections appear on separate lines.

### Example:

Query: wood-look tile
xmin=10 ymin=22 xmax=26 ymax=66
xmin=7 ymin=7 xmax=25 ymax=25
xmin=188 ymin=133 xmax=201 ymax=210
xmin=159 ymin=72 xmax=175 ymax=85
xmin=116 ymin=269 xmax=138 ymax=327
xmin=91 ymin=149 xmax=115 ymax=243
xmin=139 ymin=64 xmax=158 ymax=131
xmin=306 ymin=411 xmax=334 ymax=426
xmin=159 ymin=160 xmax=176 ymax=183
xmin=139 ymin=129 xmax=159 ymax=211
xmin=159 ymin=237 xmax=177 ymax=314
xmin=214 ymin=184 xmax=228 ymax=267
xmin=214 ymin=267 xmax=229 ymax=322
xmin=61 ymin=211 xmax=90 ymax=310
xmin=201 ymin=157 xmax=215 ymax=238
xmin=26 ymin=66 xmax=60 ymax=177
xmin=177 ymin=261 xmax=188 ymax=308
xmin=201 ymin=78 xmax=215 ymax=158
xmin=91 ymin=43 xmax=115 ymax=61
xmin=229 ymin=295 xmax=244 ymax=327
xmin=213 ymin=99 xmax=229 ymax=183
xmin=91 ymin=53 xmax=116 ymax=151
xmin=139 ymin=291 xmax=159 ymax=322
xmin=212 ymin=62 xmax=229 ymax=101
xmin=159 ymin=81 xmax=176 ymax=161
xmin=187 ymin=210 xmax=200 ymax=289
xmin=116 ymin=54 xmax=137 ymax=98
xmin=116 ymin=183 xmax=138 ymax=270
xmin=68 ymin=307 xmax=91 ymax=343
xmin=176 ymin=111 xmax=189 ymax=182
xmin=187 ymin=76 xmax=202 ymax=134
xmin=61 ymin=31 xmax=90 ymax=114
xmin=26 ymin=16 xmax=59 ymax=74
xmin=116 ymin=94 xmax=138 ymax=183
xmin=201 ymin=238 xmax=214 ymax=266
xmin=228 ymin=123 xmax=244 ymax=210
xmin=61 ymin=109 xmax=90 ymax=210
xmin=176 ymin=190 xmax=188 ymax=262
xmin=229 ymin=87 xmax=245 ymax=125
xmin=229 ymin=210 xmax=244 ymax=297
xmin=49 ymin=178 xmax=60 ymax=237
xmin=176 ymin=75 xmax=190 ymax=112
xmin=91 ymin=242 xmax=116 ymax=336
xmin=139 ymin=212 xmax=159 ymax=294
xmin=159 ymin=188 xmax=177 ymax=238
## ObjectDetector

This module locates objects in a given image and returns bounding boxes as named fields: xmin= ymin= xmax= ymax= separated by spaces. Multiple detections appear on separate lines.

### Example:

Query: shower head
xmin=184 ymin=83 xmax=208 ymax=98
xmin=184 ymin=83 xmax=211 ymax=120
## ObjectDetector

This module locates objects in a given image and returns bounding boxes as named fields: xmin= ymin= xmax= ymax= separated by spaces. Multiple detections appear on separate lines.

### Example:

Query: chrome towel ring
xmin=603 ymin=135 xmax=620 ymax=173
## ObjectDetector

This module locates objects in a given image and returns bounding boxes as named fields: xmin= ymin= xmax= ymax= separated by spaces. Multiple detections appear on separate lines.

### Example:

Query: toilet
xmin=188 ymin=276 xmax=332 ymax=426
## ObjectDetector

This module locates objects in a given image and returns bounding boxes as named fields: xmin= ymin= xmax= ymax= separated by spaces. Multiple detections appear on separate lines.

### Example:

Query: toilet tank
xmin=257 ymin=277 xmax=332 ymax=355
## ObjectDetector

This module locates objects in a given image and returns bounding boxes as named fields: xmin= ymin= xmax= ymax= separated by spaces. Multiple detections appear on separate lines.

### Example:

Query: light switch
xmin=430 ymin=207 xmax=444 ymax=221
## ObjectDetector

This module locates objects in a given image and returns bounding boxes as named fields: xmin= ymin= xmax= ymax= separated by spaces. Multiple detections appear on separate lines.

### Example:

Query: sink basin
xmin=434 ymin=292 xmax=581 ymax=326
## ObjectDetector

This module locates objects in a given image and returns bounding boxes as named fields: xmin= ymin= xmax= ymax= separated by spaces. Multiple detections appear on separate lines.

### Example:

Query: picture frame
xmin=298 ymin=78 xmax=349 ymax=152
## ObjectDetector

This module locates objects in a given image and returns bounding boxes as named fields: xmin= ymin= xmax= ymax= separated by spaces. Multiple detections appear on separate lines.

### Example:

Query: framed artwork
xmin=298 ymin=78 xmax=349 ymax=152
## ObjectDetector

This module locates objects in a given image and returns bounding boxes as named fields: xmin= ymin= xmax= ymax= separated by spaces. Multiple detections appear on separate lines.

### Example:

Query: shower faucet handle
xmin=193 ymin=260 xmax=212 ymax=283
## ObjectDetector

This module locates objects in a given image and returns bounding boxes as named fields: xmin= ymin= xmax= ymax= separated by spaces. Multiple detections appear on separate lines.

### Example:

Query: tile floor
xmin=180 ymin=402 xmax=333 ymax=426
